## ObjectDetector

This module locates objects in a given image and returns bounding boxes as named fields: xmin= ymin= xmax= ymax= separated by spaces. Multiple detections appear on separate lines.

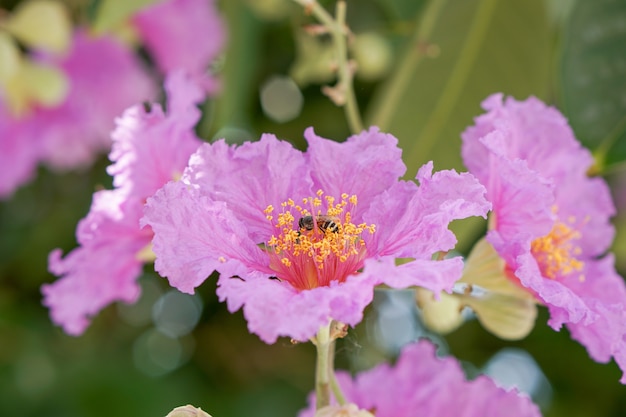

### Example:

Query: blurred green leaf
xmin=91 ymin=0 xmax=159 ymax=34
xmin=560 ymin=0 xmax=626 ymax=167
xmin=367 ymin=0 xmax=552 ymax=173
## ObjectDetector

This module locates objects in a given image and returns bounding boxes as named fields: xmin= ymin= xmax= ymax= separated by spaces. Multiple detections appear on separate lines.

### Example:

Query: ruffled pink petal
xmin=564 ymin=256 xmax=626 ymax=381
xmin=182 ymin=136 xmax=313 ymax=242
xmin=107 ymin=71 xmax=202 ymax=198
xmin=362 ymin=256 xmax=464 ymax=295
xmin=42 ymin=192 xmax=150 ymax=335
xmin=299 ymin=340 xmax=541 ymax=417
xmin=142 ymin=181 xmax=269 ymax=293
xmin=463 ymin=94 xmax=592 ymax=182
xmin=304 ymin=126 xmax=406 ymax=220
xmin=216 ymin=273 xmax=377 ymax=343
xmin=514 ymin=250 xmax=592 ymax=329
xmin=133 ymin=0 xmax=225 ymax=91
xmin=555 ymin=175 xmax=615 ymax=256
xmin=38 ymin=31 xmax=154 ymax=169
xmin=363 ymin=162 xmax=490 ymax=259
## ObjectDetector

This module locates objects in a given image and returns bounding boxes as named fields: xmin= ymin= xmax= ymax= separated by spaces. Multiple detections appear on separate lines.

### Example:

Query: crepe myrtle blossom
xmin=141 ymin=127 xmax=490 ymax=343
xmin=298 ymin=340 xmax=541 ymax=417
xmin=0 ymin=30 xmax=154 ymax=199
xmin=133 ymin=0 xmax=226 ymax=94
xmin=438 ymin=94 xmax=626 ymax=382
xmin=42 ymin=71 xmax=203 ymax=335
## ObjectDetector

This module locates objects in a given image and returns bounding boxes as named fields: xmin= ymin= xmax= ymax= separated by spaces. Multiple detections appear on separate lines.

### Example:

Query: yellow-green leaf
xmin=91 ymin=0 xmax=160 ymax=34
xmin=0 ymin=33 xmax=21 ymax=83
xmin=416 ymin=288 xmax=464 ymax=334
xmin=462 ymin=292 xmax=538 ymax=340
xmin=4 ymin=0 xmax=71 ymax=53
xmin=22 ymin=61 xmax=69 ymax=108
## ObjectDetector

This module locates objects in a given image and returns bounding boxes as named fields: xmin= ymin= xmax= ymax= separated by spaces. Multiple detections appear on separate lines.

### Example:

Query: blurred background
xmin=1 ymin=0 xmax=626 ymax=416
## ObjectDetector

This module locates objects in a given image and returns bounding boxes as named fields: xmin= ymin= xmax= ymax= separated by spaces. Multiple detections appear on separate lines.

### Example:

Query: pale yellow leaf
xmin=4 ymin=0 xmax=71 ymax=53
xmin=91 ymin=0 xmax=160 ymax=34
xmin=416 ymin=288 xmax=464 ymax=334
xmin=462 ymin=293 xmax=538 ymax=340
xmin=22 ymin=61 xmax=69 ymax=107
xmin=0 ymin=33 xmax=21 ymax=82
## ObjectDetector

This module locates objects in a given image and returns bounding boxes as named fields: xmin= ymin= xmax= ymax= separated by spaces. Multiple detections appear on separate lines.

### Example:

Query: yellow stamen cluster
xmin=264 ymin=191 xmax=375 ymax=271
xmin=531 ymin=220 xmax=584 ymax=280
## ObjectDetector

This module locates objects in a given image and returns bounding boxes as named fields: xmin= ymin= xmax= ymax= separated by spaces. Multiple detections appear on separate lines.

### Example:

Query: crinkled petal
xmin=182 ymin=137 xmax=313 ymax=242
xmin=142 ymin=180 xmax=268 ymax=293
xmin=556 ymin=174 xmax=615 ymax=256
xmin=304 ymin=126 xmax=406 ymax=220
xmin=107 ymin=71 xmax=202 ymax=198
xmin=42 ymin=192 xmax=150 ymax=335
xmin=565 ymin=256 xmax=626 ymax=382
xmin=364 ymin=162 xmax=490 ymax=258
xmin=463 ymin=93 xmax=592 ymax=181
xmin=216 ymin=273 xmax=377 ymax=343
xmin=299 ymin=340 xmax=541 ymax=417
xmin=362 ymin=256 xmax=464 ymax=295
xmin=514 ymin=250 xmax=592 ymax=328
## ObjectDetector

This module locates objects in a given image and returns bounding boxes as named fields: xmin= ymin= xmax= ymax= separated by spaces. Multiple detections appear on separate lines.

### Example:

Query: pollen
xmin=531 ymin=220 xmax=584 ymax=280
xmin=263 ymin=191 xmax=376 ymax=290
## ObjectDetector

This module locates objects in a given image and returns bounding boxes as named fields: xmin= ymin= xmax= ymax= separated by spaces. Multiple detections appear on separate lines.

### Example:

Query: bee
xmin=298 ymin=215 xmax=340 ymax=233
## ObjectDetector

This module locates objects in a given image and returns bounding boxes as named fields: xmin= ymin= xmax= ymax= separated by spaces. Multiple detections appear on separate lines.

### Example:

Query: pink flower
xmin=133 ymin=0 xmax=226 ymax=94
xmin=0 ymin=31 xmax=155 ymax=198
xmin=42 ymin=72 xmax=203 ymax=335
xmin=461 ymin=94 xmax=626 ymax=382
xmin=298 ymin=340 xmax=541 ymax=417
xmin=38 ymin=31 xmax=156 ymax=169
xmin=142 ymin=127 xmax=490 ymax=343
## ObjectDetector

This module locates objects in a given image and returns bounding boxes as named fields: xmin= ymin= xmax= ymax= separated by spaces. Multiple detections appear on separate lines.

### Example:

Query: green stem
xmin=293 ymin=0 xmax=363 ymax=134
xmin=366 ymin=0 xmax=448 ymax=130
xmin=315 ymin=323 xmax=332 ymax=410
xmin=405 ymin=0 xmax=498 ymax=164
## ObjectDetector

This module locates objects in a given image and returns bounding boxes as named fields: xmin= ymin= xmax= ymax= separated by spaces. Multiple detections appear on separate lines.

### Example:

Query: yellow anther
xmin=531 ymin=221 xmax=584 ymax=280
xmin=264 ymin=205 xmax=274 ymax=214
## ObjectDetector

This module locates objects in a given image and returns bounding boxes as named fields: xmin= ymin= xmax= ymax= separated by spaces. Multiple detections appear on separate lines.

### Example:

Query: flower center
xmin=263 ymin=190 xmax=376 ymax=291
xmin=531 ymin=219 xmax=584 ymax=281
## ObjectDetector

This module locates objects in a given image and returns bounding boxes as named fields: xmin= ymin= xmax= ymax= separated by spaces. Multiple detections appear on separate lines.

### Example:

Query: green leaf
xmin=91 ymin=0 xmax=160 ymax=34
xmin=366 ymin=0 xmax=552 ymax=247
xmin=367 ymin=0 xmax=552 ymax=173
xmin=560 ymin=0 xmax=626 ymax=167
xmin=3 ymin=0 xmax=71 ymax=53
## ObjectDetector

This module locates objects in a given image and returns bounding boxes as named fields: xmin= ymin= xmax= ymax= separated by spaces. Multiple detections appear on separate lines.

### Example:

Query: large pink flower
xmin=298 ymin=340 xmax=541 ymax=417
xmin=0 ymin=31 xmax=155 ymax=198
xmin=461 ymin=94 xmax=626 ymax=382
xmin=42 ymin=72 xmax=203 ymax=335
xmin=133 ymin=0 xmax=226 ymax=94
xmin=142 ymin=127 xmax=490 ymax=343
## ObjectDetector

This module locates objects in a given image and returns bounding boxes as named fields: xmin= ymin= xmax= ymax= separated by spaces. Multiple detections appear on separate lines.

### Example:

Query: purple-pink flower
xmin=461 ymin=94 xmax=626 ymax=382
xmin=0 ymin=31 xmax=154 ymax=198
xmin=43 ymin=71 xmax=203 ymax=335
xmin=298 ymin=340 xmax=542 ymax=417
xmin=142 ymin=127 xmax=490 ymax=343
xmin=133 ymin=0 xmax=226 ymax=94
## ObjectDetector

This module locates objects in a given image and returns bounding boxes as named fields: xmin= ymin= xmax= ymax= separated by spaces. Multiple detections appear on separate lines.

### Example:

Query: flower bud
xmin=165 ymin=405 xmax=212 ymax=417
xmin=314 ymin=404 xmax=374 ymax=417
